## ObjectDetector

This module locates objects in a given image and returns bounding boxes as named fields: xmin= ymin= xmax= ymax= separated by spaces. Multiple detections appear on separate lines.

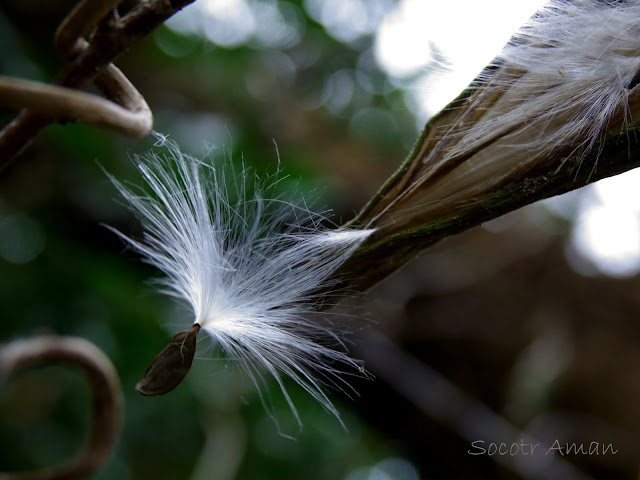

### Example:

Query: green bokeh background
xmin=0 ymin=2 xmax=418 ymax=479
xmin=3 ymin=2 xmax=640 ymax=480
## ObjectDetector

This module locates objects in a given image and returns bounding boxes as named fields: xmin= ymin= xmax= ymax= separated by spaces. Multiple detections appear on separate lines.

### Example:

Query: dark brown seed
xmin=136 ymin=323 xmax=201 ymax=396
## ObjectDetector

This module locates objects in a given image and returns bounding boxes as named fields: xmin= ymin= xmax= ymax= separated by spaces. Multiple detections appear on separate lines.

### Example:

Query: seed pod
xmin=136 ymin=323 xmax=201 ymax=396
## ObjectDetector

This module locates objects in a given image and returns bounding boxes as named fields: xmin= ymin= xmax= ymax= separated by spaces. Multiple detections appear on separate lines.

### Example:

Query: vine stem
xmin=0 ymin=0 xmax=196 ymax=172
xmin=0 ymin=335 xmax=123 ymax=480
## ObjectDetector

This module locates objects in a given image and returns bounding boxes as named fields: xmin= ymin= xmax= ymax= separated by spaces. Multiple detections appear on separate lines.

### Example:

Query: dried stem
xmin=54 ymin=0 xmax=123 ymax=55
xmin=0 ymin=0 xmax=196 ymax=172
xmin=0 ymin=335 xmax=123 ymax=480
xmin=0 ymin=75 xmax=151 ymax=137
xmin=338 ymin=80 xmax=640 ymax=292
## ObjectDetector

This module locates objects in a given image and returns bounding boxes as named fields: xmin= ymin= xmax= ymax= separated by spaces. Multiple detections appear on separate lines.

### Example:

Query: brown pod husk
xmin=136 ymin=323 xmax=201 ymax=396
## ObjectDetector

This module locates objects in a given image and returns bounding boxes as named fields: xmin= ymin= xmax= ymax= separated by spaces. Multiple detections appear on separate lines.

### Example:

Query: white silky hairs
xmin=109 ymin=141 xmax=373 ymax=425
xmin=406 ymin=0 xmax=640 ymax=217
xmin=462 ymin=0 xmax=640 ymax=158
xmin=109 ymin=0 xmax=640 ymax=423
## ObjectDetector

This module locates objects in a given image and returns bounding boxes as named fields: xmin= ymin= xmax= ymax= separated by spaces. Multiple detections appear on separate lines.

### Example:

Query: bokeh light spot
xmin=0 ymin=213 xmax=46 ymax=264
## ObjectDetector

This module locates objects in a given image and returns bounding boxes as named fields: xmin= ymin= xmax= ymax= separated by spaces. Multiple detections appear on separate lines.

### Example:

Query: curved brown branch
xmin=0 ymin=0 xmax=196 ymax=172
xmin=0 ymin=76 xmax=151 ymax=137
xmin=0 ymin=335 xmax=123 ymax=480
xmin=54 ymin=0 xmax=123 ymax=55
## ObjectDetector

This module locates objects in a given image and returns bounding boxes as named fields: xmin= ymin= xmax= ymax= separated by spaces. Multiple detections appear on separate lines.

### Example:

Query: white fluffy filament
xmin=458 ymin=0 xmax=640 ymax=153
xmin=404 ymin=0 xmax=640 ymax=218
xmin=108 ymin=142 xmax=373 ymax=425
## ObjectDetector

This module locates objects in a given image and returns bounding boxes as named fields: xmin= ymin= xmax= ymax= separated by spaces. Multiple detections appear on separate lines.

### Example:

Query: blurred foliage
xmin=0 ymin=1 xmax=416 ymax=479
xmin=2 ymin=1 xmax=640 ymax=480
